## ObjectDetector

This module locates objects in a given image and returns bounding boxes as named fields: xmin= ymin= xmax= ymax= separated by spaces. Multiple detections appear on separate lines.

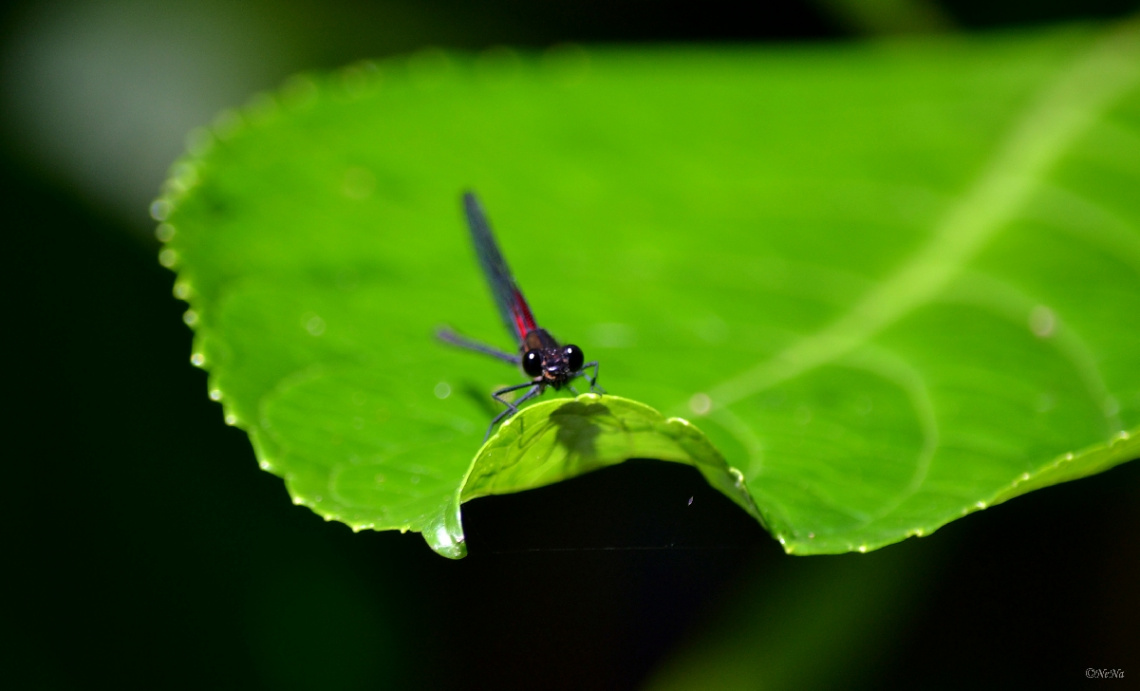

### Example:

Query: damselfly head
xmin=521 ymin=344 xmax=587 ymax=387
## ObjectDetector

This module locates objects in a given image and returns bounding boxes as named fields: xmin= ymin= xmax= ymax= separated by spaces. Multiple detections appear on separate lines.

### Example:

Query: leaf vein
xmin=707 ymin=22 xmax=1140 ymax=408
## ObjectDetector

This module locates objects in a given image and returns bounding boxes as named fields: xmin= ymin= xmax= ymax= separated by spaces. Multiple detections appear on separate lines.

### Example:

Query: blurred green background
xmin=3 ymin=1 xmax=1137 ymax=688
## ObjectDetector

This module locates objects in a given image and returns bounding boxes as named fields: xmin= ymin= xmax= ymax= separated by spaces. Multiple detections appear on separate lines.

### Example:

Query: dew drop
xmin=688 ymin=393 xmax=711 ymax=415
xmin=158 ymin=248 xmax=178 ymax=268
xmin=728 ymin=467 xmax=745 ymax=487
xmin=434 ymin=382 xmax=452 ymax=399
xmin=224 ymin=414 xmax=237 ymax=426
xmin=149 ymin=199 xmax=172 ymax=221
xmin=173 ymin=282 xmax=191 ymax=300
xmin=208 ymin=389 xmax=223 ymax=401
xmin=432 ymin=523 xmax=462 ymax=553
xmin=190 ymin=353 xmax=206 ymax=367
xmin=1029 ymin=305 xmax=1056 ymax=338
xmin=339 ymin=62 xmax=378 ymax=98
xmin=162 ymin=178 xmax=187 ymax=198
xmin=304 ymin=314 xmax=326 ymax=336
xmin=155 ymin=223 xmax=175 ymax=242
xmin=172 ymin=161 xmax=199 ymax=188
xmin=857 ymin=545 xmax=868 ymax=553
xmin=281 ymin=74 xmax=319 ymax=110
xmin=182 ymin=310 xmax=198 ymax=326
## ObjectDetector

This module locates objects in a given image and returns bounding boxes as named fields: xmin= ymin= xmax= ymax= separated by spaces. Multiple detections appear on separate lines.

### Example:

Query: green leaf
xmin=157 ymin=23 xmax=1140 ymax=558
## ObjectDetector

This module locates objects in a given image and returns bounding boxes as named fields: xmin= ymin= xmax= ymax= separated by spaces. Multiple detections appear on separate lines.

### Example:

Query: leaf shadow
xmin=547 ymin=400 xmax=610 ymax=460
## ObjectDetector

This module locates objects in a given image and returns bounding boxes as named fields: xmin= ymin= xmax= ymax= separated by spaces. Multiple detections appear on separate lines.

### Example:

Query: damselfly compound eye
xmin=523 ymin=350 xmax=543 ymax=377
xmin=564 ymin=345 xmax=584 ymax=372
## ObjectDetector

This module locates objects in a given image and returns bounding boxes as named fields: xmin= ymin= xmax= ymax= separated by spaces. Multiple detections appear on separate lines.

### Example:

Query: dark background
xmin=4 ymin=1 xmax=1138 ymax=688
